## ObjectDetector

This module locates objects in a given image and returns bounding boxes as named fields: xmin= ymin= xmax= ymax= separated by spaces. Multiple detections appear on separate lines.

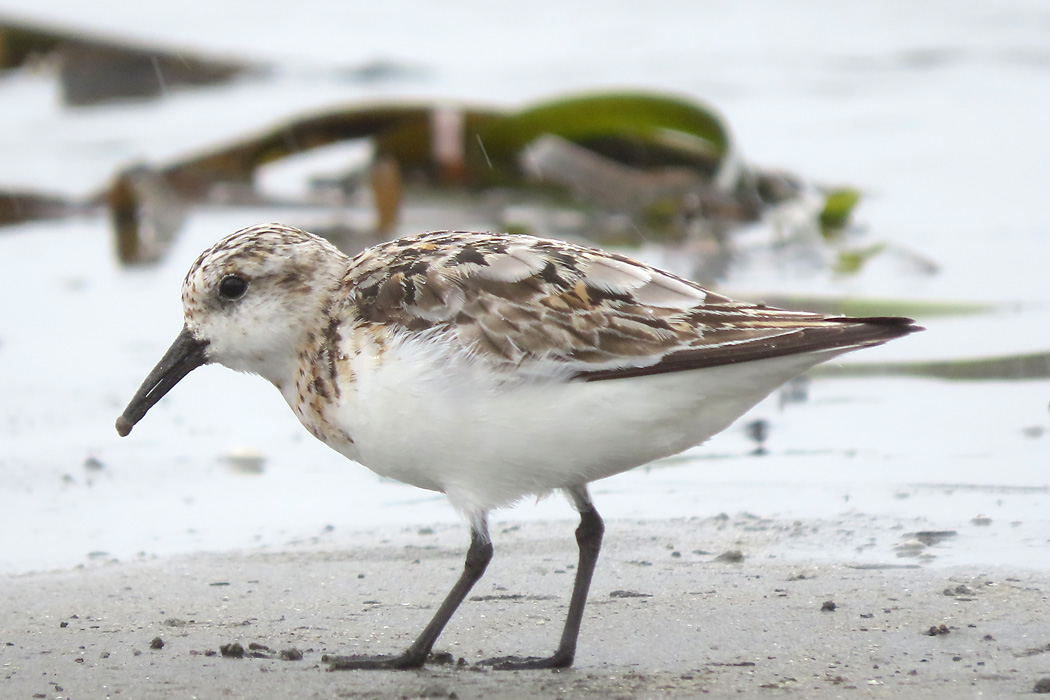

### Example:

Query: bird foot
xmin=323 ymin=652 xmax=425 ymax=671
xmin=478 ymin=652 xmax=573 ymax=670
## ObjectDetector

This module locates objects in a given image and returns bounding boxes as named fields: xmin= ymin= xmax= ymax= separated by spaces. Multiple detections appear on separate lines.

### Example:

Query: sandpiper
xmin=116 ymin=223 xmax=921 ymax=670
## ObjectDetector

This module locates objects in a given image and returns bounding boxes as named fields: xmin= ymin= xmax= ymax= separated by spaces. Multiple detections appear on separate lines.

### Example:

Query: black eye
xmin=218 ymin=275 xmax=248 ymax=300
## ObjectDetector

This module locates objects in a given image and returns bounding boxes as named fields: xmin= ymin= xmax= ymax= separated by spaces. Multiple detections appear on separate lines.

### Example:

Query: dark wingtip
xmin=832 ymin=316 xmax=925 ymax=336
xmin=115 ymin=415 xmax=133 ymax=437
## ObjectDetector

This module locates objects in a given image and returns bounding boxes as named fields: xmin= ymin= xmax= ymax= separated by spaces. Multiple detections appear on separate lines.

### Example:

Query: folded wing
xmin=345 ymin=231 xmax=921 ymax=379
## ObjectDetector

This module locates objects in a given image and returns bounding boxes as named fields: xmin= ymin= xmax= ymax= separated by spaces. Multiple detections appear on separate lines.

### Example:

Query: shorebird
xmin=116 ymin=223 xmax=920 ymax=670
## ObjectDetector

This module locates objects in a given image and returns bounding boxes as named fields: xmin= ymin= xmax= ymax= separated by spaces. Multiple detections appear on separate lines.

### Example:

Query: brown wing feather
xmin=344 ymin=231 xmax=922 ymax=376
xmin=579 ymin=315 xmax=919 ymax=381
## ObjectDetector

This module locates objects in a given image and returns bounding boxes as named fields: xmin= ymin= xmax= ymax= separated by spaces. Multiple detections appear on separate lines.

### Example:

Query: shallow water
xmin=0 ymin=0 xmax=1047 ymax=573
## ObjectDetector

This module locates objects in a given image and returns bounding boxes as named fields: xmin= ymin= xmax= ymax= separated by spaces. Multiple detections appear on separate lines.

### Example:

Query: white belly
xmin=319 ymin=333 xmax=836 ymax=516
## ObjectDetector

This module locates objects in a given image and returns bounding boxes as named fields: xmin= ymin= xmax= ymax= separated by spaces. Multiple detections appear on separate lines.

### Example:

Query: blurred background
xmin=0 ymin=0 xmax=1047 ymax=573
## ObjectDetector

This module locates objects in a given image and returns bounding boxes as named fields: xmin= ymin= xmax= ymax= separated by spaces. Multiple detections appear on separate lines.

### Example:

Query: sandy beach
xmin=6 ymin=516 xmax=1049 ymax=699
xmin=2 ymin=3 xmax=1050 ymax=699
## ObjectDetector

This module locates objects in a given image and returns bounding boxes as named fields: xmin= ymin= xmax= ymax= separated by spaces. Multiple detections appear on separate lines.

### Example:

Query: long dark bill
xmin=115 ymin=326 xmax=210 ymax=437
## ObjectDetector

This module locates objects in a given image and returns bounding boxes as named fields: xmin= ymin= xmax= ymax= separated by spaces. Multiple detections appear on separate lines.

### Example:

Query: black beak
xmin=115 ymin=326 xmax=210 ymax=437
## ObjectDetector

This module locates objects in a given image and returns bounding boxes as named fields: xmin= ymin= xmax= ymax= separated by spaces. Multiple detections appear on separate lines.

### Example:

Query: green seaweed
xmin=815 ymin=351 xmax=1050 ymax=381
xmin=834 ymin=243 xmax=886 ymax=275
xmin=756 ymin=295 xmax=994 ymax=319
xmin=820 ymin=187 xmax=862 ymax=238
xmin=472 ymin=92 xmax=730 ymax=182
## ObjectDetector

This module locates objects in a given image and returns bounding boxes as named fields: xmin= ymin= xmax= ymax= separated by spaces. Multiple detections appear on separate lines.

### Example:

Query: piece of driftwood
xmin=520 ymin=134 xmax=706 ymax=211
xmin=0 ymin=190 xmax=84 ymax=225
xmin=0 ymin=88 xmax=868 ymax=272
xmin=107 ymin=165 xmax=187 ymax=265
xmin=0 ymin=14 xmax=257 ymax=106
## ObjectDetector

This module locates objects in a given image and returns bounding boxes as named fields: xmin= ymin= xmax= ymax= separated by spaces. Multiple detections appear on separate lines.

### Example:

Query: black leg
xmin=326 ymin=517 xmax=493 ymax=670
xmin=483 ymin=486 xmax=604 ymax=670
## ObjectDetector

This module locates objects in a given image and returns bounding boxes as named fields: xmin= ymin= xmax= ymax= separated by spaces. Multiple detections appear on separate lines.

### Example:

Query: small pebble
xmin=821 ymin=601 xmax=837 ymax=612
xmin=609 ymin=590 xmax=652 ymax=599
xmin=222 ymin=448 xmax=266 ymax=474
xmin=894 ymin=539 xmax=926 ymax=556
xmin=1034 ymin=677 xmax=1050 ymax=694
xmin=428 ymin=651 xmax=454 ymax=665
xmin=220 ymin=642 xmax=245 ymax=658
xmin=149 ymin=637 xmax=164 ymax=650
xmin=913 ymin=530 xmax=956 ymax=546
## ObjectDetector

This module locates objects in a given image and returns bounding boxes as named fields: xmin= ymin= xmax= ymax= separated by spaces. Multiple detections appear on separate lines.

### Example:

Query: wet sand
xmin=5 ymin=517 xmax=1050 ymax=699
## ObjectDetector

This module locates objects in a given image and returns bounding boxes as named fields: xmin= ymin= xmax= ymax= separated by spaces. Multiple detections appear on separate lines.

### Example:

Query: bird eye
xmin=218 ymin=275 xmax=248 ymax=300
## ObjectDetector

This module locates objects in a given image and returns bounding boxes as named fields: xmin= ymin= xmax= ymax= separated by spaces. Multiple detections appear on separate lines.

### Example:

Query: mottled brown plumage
xmin=340 ymin=230 xmax=917 ymax=378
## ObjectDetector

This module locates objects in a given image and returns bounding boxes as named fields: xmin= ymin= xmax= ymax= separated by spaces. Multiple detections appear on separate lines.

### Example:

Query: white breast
xmin=318 ymin=330 xmax=837 ymax=518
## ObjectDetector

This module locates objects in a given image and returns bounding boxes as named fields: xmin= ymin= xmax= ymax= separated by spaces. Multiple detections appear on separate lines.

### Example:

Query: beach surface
xmin=6 ymin=516 xmax=1049 ymax=699
xmin=2 ymin=2 xmax=1050 ymax=698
